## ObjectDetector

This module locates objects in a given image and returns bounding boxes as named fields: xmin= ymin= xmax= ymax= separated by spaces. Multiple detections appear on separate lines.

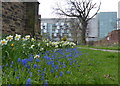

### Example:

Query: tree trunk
xmin=81 ymin=22 xmax=87 ymax=45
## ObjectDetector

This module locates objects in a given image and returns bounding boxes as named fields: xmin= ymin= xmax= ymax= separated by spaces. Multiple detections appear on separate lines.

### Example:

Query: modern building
xmin=97 ymin=12 xmax=117 ymax=39
xmin=41 ymin=18 xmax=73 ymax=41
xmin=86 ymin=17 xmax=99 ymax=41
xmin=118 ymin=1 xmax=120 ymax=29
xmin=86 ymin=12 xmax=117 ymax=41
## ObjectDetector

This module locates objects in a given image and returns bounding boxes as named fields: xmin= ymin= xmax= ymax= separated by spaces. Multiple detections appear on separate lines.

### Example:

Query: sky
xmin=38 ymin=0 xmax=120 ymax=18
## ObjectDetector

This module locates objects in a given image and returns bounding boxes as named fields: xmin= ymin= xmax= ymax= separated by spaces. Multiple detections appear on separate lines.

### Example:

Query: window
xmin=69 ymin=33 xmax=71 ymax=37
xmin=55 ymin=29 xmax=58 ymax=33
xmin=44 ymin=29 xmax=47 ymax=33
xmin=54 ymin=33 xmax=57 ymax=37
xmin=61 ymin=22 xmax=64 ymax=25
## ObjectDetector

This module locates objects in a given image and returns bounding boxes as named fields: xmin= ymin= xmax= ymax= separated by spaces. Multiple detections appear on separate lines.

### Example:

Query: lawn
xmin=0 ymin=34 xmax=118 ymax=85
xmin=77 ymin=45 xmax=120 ymax=50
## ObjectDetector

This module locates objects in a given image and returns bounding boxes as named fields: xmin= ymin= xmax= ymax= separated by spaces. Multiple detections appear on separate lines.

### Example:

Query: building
xmin=86 ymin=12 xmax=117 ymax=42
xmin=86 ymin=17 xmax=98 ymax=41
xmin=118 ymin=1 xmax=120 ymax=29
xmin=97 ymin=12 xmax=117 ymax=39
xmin=41 ymin=18 xmax=73 ymax=41
xmin=2 ymin=1 xmax=40 ymax=37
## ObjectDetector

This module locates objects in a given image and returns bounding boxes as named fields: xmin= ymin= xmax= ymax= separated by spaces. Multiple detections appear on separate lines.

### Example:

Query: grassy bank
xmin=77 ymin=45 xmax=120 ymax=50
xmin=77 ymin=48 xmax=118 ymax=84
xmin=1 ymin=34 xmax=118 ymax=84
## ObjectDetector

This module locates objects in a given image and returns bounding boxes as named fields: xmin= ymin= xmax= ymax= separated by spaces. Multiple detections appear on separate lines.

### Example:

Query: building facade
xmin=118 ymin=1 xmax=120 ymax=29
xmin=2 ymin=1 xmax=40 ymax=37
xmin=41 ymin=18 xmax=73 ymax=41
xmin=86 ymin=17 xmax=99 ymax=41
xmin=97 ymin=12 xmax=117 ymax=39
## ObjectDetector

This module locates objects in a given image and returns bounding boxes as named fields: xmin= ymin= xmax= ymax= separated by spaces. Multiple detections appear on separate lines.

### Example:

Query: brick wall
xmin=2 ymin=2 xmax=40 ymax=37
xmin=94 ymin=29 xmax=120 ymax=46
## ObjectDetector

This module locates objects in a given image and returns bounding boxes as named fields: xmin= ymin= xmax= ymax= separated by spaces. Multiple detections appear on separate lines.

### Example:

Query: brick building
xmin=1 ymin=1 xmax=40 ymax=37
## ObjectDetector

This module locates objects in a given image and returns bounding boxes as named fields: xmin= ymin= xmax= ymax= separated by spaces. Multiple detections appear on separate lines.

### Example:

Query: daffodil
xmin=40 ymin=48 xmax=44 ymax=51
xmin=30 ymin=45 xmax=35 ymax=49
xmin=11 ymin=43 xmax=14 ymax=47
xmin=25 ymin=35 xmax=30 ymax=40
xmin=6 ymin=35 xmax=13 ymax=41
xmin=22 ymin=37 xmax=25 ymax=41
xmin=31 ymin=38 xmax=35 ymax=41
xmin=0 ymin=39 xmax=8 ymax=45
xmin=15 ymin=34 xmax=21 ymax=40
xmin=34 ymin=55 xmax=40 ymax=58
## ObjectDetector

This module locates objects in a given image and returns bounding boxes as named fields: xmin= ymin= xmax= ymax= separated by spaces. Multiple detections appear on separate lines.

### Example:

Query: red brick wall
xmin=94 ymin=29 xmax=120 ymax=46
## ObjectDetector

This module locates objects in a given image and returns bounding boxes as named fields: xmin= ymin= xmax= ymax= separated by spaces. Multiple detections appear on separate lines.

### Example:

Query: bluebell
xmin=18 ymin=58 xmax=21 ymax=62
xmin=60 ymin=71 xmax=63 ymax=77
xmin=22 ymin=59 xmax=28 ymax=66
xmin=30 ymin=72 xmax=32 ymax=77
xmin=26 ymin=78 xmax=31 ymax=83
xmin=36 ymin=58 xmax=40 ymax=62
xmin=33 ymin=64 xmax=37 ymax=69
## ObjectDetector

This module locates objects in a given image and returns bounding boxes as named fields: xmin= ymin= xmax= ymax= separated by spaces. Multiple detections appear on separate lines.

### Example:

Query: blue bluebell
xmin=16 ymin=76 xmax=20 ymax=79
xmin=33 ymin=64 xmax=37 ymax=69
xmin=44 ymin=80 xmax=48 ymax=86
xmin=60 ymin=71 xmax=63 ymax=77
xmin=22 ymin=59 xmax=28 ymax=66
xmin=67 ymin=71 xmax=71 ymax=74
xmin=18 ymin=58 xmax=21 ymax=62
xmin=30 ymin=72 xmax=32 ymax=77
xmin=26 ymin=78 xmax=31 ymax=85
xmin=27 ymin=64 xmax=30 ymax=69
xmin=38 ymin=70 xmax=40 ymax=72
xmin=56 ymin=75 xmax=58 ymax=78
xmin=36 ymin=58 xmax=40 ymax=62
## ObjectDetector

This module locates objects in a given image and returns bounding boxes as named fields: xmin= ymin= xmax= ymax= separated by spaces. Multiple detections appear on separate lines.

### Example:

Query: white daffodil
xmin=15 ymin=34 xmax=21 ymax=40
xmin=40 ymin=48 xmax=44 ymax=51
xmin=0 ymin=39 xmax=8 ymax=45
xmin=25 ymin=35 xmax=30 ymax=40
xmin=6 ymin=35 xmax=13 ymax=41
xmin=31 ymin=38 xmax=35 ymax=41
xmin=34 ymin=55 xmax=40 ymax=58
xmin=46 ymin=43 xmax=49 ymax=46
xmin=30 ymin=45 xmax=35 ymax=49
xmin=22 ymin=37 xmax=26 ymax=41
xmin=38 ymin=43 xmax=40 ymax=46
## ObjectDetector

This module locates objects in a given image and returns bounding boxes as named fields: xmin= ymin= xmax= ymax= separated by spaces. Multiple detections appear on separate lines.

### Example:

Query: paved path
xmin=78 ymin=47 xmax=120 ymax=53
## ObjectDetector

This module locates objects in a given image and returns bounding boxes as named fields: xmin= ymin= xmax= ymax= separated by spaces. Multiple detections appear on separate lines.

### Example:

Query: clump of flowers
xmin=0 ymin=39 xmax=8 ymax=45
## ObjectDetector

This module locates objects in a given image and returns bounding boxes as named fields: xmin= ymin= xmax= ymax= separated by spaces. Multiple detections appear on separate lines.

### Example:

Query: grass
xmin=1 ymin=35 xmax=119 ymax=85
xmin=2 ymin=48 xmax=118 ymax=84
xmin=77 ymin=45 xmax=120 ymax=50
xmin=76 ymin=48 xmax=118 ymax=84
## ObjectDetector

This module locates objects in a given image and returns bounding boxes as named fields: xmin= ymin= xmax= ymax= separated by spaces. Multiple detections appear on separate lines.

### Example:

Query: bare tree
xmin=53 ymin=0 xmax=101 ymax=45
xmin=68 ymin=18 xmax=81 ymax=44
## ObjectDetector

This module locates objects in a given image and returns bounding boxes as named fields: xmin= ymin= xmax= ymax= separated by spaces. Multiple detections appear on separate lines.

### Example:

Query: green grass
xmin=77 ymin=45 xmax=120 ymax=50
xmin=76 ymin=48 xmax=118 ymax=84
xmin=1 ymin=35 xmax=119 ymax=84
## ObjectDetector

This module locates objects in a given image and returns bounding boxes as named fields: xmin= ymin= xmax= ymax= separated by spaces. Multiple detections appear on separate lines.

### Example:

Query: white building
xmin=86 ymin=17 xmax=99 ymax=41
xmin=41 ymin=18 xmax=73 ymax=41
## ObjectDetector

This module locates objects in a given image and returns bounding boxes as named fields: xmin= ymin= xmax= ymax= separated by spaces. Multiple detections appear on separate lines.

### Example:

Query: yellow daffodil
xmin=6 ymin=35 xmax=13 ymax=41
xmin=0 ymin=39 xmax=8 ymax=45
xmin=15 ymin=34 xmax=21 ymax=40
xmin=11 ymin=43 xmax=14 ymax=47
xmin=25 ymin=35 xmax=30 ymax=40
xmin=31 ymin=38 xmax=35 ymax=41
xmin=34 ymin=55 xmax=40 ymax=58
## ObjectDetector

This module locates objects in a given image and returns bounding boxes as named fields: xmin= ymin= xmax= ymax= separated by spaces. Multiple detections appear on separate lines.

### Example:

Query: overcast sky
xmin=38 ymin=0 xmax=120 ymax=18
